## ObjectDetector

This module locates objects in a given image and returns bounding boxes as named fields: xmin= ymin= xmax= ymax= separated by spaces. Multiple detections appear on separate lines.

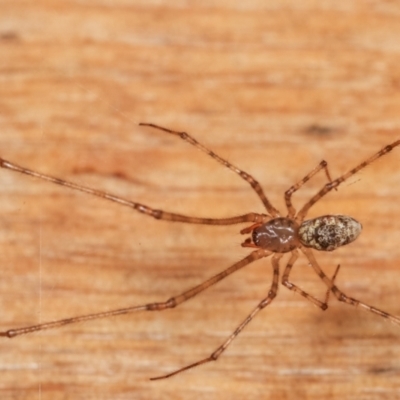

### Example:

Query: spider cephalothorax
xmin=251 ymin=217 xmax=299 ymax=252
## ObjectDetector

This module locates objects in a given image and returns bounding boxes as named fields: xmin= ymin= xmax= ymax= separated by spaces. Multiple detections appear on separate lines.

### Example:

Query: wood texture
xmin=1 ymin=1 xmax=400 ymax=399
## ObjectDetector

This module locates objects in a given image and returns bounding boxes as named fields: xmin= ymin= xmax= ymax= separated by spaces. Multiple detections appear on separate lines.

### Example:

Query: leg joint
xmin=282 ymin=280 xmax=293 ymax=289
xmin=152 ymin=209 xmax=163 ymax=219
xmin=166 ymin=298 xmax=177 ymax=308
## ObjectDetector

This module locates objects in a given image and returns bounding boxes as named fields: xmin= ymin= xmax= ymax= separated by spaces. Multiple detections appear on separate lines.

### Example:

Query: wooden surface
xmin=1 ymin=1 xmax=400 ymax=399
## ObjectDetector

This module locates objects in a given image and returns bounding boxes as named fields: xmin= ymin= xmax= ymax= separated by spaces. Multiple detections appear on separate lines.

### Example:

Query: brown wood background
xmin=1 ymin=1 xmax=400 ymax=399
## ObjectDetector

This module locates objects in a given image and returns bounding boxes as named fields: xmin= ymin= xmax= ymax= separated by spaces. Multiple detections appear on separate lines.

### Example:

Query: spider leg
xmin=284 ymin=160 xmax=334 ymax=218
xmin=323 ymin=264 xmax=341 ymax=306
xmin=302 ymin=247 xmax=400 ymax=325
xmin=0 ymin=158 xmax=266 ymax=226
xmin=139 ymin=123 xmax=280 ymax=217
xmin=281 ymin=250 xmax=340 ymax=310
xmin=0 ymin=249 xmax=271 ymax=338
xmin=150 ymin=253 xmax=281 ymax=380
xmin=296 ymin=140 xmax=400 ymax=221
xmin=239 ymin=222 xmax=265 ymax=234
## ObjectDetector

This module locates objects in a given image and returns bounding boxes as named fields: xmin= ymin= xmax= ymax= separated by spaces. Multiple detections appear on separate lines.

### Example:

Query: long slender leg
xmin=323 ymin=264 xmax=340 ymax=305
xmin=281 ymin=250 xmax=340 ymax=310
xmin=296 ymin=140 xmax=400 ymax=221
xmin=285 ymin=160 xmax=334 ymax=218
xmin=302 ymin=247 xmax=400 ymax=325
xmin=139 ymin=123 xmax=280 ymax=217
xmin=0 ymin=158 xmax=267 ymax=226
xmin=0 ymin=249 xmax=271 ymax=338
xmin=151 ymin=253 xmax=282 ymax=380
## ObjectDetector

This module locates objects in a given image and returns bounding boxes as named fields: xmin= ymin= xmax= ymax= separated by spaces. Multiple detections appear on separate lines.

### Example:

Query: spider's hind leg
xmin=296 ymin=140 xmax=400 ymax=220
xmin=281 ymin=249 xmax=341 ymax=310
xmin=302 ymin=247 xmax=400 ymax=325
xmin=284 ymin=160 xmax=334 ymax=218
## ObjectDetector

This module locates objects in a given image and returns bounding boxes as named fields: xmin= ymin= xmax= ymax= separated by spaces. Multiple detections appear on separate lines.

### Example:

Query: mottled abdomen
xmin=299 ymin=215 xmax=362 ymax=252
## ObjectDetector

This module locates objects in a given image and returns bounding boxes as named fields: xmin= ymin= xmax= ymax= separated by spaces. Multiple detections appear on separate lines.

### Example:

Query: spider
xmin=0 ymin=124 xmax=399 ymax=380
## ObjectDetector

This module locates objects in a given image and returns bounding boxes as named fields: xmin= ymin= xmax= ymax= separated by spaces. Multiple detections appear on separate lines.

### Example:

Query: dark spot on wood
xmin=369 ymin=366 xmax=395 ymax=375
xmin=304 ymin=124 xmax=334 ymax=136
xmin=1 ymin=31 xmax=19 ymax=41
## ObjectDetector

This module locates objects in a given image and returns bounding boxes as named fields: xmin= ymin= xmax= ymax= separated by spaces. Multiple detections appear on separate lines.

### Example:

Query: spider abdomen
xmin=252 ymin=217 xmax=300 ymax=253
xmin=299 ymin=215 xmax=362 ymax=252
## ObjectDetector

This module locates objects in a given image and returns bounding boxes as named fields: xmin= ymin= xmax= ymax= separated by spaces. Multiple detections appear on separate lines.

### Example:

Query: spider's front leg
xmin=0 ymin=158 xmax=265 ymax=226
xmin=140 ymin=123 xmax=281 ymax=217
xmin=0 ymin=250 xmax=269 ymax=338
xmin=151 ymin=253 xmax=280 ymax=380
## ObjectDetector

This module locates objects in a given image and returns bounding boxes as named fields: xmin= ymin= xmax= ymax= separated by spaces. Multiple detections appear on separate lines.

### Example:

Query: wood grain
xmin=1 ymin=1 xmax=400 ymax=399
